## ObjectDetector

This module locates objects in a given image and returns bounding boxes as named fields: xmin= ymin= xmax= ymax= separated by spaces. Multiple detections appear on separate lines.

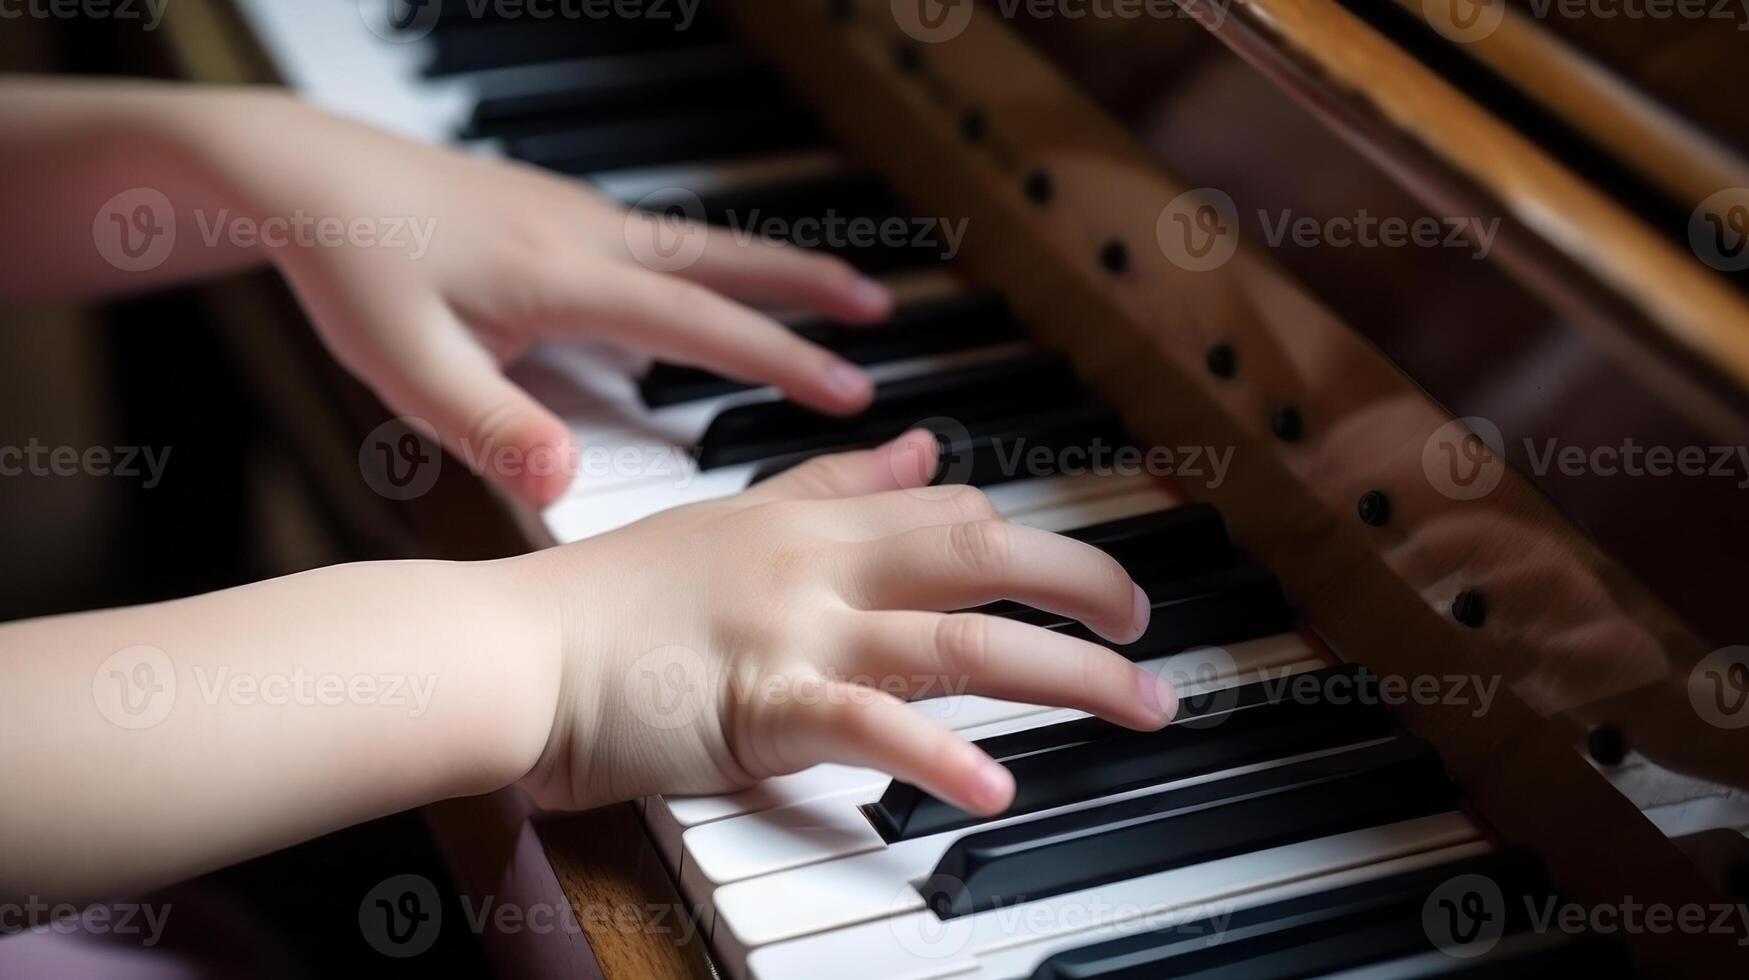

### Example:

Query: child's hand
xmin=232 ymin=97 xmax=891 ymax=505
xmin=514 ymin=432 xmax=1175 ymax=815
xmin=1 ymin=83 xmax=889 ymax=506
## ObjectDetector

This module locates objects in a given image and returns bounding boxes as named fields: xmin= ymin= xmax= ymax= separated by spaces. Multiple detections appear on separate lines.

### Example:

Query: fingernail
xmin=848 ymin=278 xmax=892 ymax=317
xmin=1136 ymin=666 xmax=1178 ymax=726
xmin=1130 ymin=584 xmax=1152 ymax=642
xmin=825 ymin=363 xmax=871 ymax=402
xmin=886 ymin=430 xmax=937 ymax=484
xmin=968 ymin=759 xmax=1014 ymax=813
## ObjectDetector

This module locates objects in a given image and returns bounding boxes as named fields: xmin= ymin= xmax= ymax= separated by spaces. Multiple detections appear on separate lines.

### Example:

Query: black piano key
xmin=685 ymin=172 xmax=953 ymax=274
xmin=748 ymin=402 xmax=1128 ymax=488
xmin=994 ymin=563 xmax=1294 ymax=656
xmin=466 ymin=62 xmax=790 ymax=140
xmin=920 ymin=736 xmax=1455 ymax=918
xmin=425 ymin=14 xmax=728 ymax=76
xmin=1026 ymin=851 xmax=1547 ymax=980
xmin=506 ymin=104 xmax=824 ymax=175
xmin=865 ymin=665 xmax=1394 ymax=843
xmin=696 ymin=353 xmax=1087 ymax=471
xmin=637 ymin=290 xmax=1023 ymax=408
xmin=975 ymin=505 xmax=1240 ymax=621
xmin=690 ymin=172 xmax=903 ymax=228
xmin=1061 ymin=504 xmax=1235 ymax=582
xmin=1383 ymin=933 xmax=1632 ymax=978
xmin=1140 ymin=892 xmax=1618 ymax=980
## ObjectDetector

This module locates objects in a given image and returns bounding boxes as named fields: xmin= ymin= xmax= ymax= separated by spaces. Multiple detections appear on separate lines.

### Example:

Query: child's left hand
xmin=239 ymin=96 xmax=891 ymax=504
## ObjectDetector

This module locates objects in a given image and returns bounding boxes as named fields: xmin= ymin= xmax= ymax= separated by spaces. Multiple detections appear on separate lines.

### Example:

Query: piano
xmin=148 ymin=0 xmax=1749 ymax=976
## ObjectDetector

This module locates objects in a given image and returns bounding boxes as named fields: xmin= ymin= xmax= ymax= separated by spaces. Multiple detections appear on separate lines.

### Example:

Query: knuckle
xmin=933 ymin=615 xmax=990 ymax=679
xmin=784 ymin=455 xmax=846 ymax=496
xmin=655 ymin=280 xmax=717 ymax=321
xmin=1078 ymin=646 xmax=1129 ymax=703
xmin=947 ymin=519 xmax=1012 ymax=574
xmin=830 ymin=695 xmax=889 ymax=743
xmin=939 ymin=484 xmax=997 ymax=521
xmin=808 ymin=254 xmax=861 ymax=288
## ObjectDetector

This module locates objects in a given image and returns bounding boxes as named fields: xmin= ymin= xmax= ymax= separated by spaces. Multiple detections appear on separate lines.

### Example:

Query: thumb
xmin=747 ymin=429 xmax=939 ymax=502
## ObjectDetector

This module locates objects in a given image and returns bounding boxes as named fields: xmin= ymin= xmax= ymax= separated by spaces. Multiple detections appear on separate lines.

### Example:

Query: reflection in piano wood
xmin=166 ymin=0 xmax=1749 ymax=976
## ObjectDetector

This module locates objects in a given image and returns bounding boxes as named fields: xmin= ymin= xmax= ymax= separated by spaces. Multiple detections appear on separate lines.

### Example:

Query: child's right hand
xmin=512 ymin=432 xmax=1176 ymax=816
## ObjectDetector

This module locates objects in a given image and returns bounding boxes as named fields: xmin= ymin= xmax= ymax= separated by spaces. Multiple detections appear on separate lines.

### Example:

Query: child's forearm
xmin=0 ymin=556 xmax=559 ymax=908
xmin=0 ymin=77 xmax=290 ymax=297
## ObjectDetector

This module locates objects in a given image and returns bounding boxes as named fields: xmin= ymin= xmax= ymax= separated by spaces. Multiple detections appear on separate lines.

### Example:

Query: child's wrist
xmin=443 ymin=556 xmax=566 ymax=793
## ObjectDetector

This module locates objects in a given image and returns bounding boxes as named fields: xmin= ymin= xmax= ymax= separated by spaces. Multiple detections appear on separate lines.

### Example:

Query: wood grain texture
xmin=1386 ymin=0 xmax=1749 ymax=208
xmin=1199 ymin=0 xmax=1749 ymax=392
xmin=724 ymin=1 xmax=1748 ymax=973
xmin=536 ymin=806 xmax=717 ymax=980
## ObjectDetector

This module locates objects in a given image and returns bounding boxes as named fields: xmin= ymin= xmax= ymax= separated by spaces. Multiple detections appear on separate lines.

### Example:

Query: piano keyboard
xmin=236 ymin=4 xmax=1631 ymax=976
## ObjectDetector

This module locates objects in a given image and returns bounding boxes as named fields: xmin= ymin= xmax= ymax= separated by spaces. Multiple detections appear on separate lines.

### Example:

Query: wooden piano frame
xmin=154 ymin=0 xmax=1749 ymax=975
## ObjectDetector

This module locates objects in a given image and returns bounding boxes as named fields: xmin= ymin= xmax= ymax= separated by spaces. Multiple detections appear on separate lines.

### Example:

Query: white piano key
xmin=653 ymin=709 xmax=1085 ymax=874
xmin=724 ymin=839 xmax=1498 ymax=979
xmin=906 ymin=631 xmax=1314 ymax=735
xmin=711 ymin=727 xmax=1400 ymax=954
xmin=532 ymin=340 xmax=1037 ymax=500
xmin=590 ymin=149 xmax=849 ymax=203
xmin=235 ymin=0 xmax=474 ymax=142
xmin=649 ymin=634 xmax=1315 ymax=866
xmin=462 ymin=43 xmax=756 ymax=109
xmin=680 ymin=656 xmax=1328 ymax=905
xmin=971 ymin=840 xmax=1496 ymax=980
xmin=743 ymin=812 xmax=1483 ymax=980
xmin=1009 ymin=483 xmax=1181 ymax=532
